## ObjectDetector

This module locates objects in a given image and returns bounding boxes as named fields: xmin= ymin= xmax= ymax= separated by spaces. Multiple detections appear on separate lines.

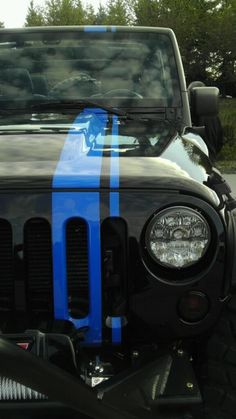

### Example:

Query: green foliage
xmin=84 ymin=4 xmax=96 ymax=24
xmin=104 ymin=0 xmax=132 ymax=25
xmin=25 ymin=0 xmax=90 ymax=26
xmin=25 ymin=1 xmax=45 ymax=26
xmin=212 ymin=0 xmax=236 ymax=89
xmin=220 ymin=99 xmax=236 ymax=145
xmin=217 ymin=99 xmax=236 ymax=168
xmin=130 ymin=0 xmax=236 ymax=87
xmin=94 ymin=4 xmax=107 ymax=24
xmin=0 ymin=22 xmax=4 ymax=28
xmin=44 ymin=0 xmax=85 ymax=26
xmin=25 ymin=0 xmax=132 ymax=27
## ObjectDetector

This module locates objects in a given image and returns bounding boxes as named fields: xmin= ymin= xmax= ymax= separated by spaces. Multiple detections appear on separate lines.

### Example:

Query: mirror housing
xmin=190 ymin=86 xmax=219 ymax=118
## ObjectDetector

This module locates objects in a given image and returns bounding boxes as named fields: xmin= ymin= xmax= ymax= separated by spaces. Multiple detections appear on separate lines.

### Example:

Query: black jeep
xmin=0 ymin=26 xmax=235 ymax=419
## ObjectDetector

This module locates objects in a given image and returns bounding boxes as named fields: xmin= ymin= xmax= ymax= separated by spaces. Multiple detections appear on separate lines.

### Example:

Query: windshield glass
xmin=0 ymin=28 xmax=181 ymax=111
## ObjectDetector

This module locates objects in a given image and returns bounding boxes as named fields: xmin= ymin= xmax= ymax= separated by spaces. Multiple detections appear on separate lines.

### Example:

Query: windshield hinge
xmin=205 ymin=168 xmax=236 ymax=211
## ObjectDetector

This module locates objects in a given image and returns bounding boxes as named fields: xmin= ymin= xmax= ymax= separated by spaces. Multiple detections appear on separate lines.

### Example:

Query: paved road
xmin=223 ymin=174 xmax=236 ymax=197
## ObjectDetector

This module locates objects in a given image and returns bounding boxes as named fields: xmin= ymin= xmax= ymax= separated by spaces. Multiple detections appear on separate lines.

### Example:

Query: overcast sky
xmin=1 ymin=0 xmax=107 ymax=28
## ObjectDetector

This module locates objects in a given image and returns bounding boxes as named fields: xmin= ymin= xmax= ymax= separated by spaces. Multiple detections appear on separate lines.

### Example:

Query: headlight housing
xmin=145 ymin=206 xmax=211 ymax=269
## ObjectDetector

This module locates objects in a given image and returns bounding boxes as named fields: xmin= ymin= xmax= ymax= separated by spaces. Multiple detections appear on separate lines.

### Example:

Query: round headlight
xmin=145 ymin=206 xmax=211 ymax=269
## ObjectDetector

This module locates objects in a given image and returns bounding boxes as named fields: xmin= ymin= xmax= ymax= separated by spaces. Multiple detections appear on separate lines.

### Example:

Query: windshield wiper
xmin=31 ymin=99 xmax=135 ymax=118
xmin=0 ymin=98 xmax=134 ymax=119
xmin=0 ymin=99 xmax=180 ymax=129
xmin=31 ymin=99 xmax=177 ymax=121
xmin=0 ymin=98 xmax=167 ymax=119
xmin=34 ymin=101 xmax=181 ymax=130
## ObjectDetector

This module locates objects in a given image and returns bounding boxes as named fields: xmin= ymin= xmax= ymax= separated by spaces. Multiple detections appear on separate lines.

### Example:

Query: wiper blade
xmin=31 ymin=99 xmax=173 ymax=122
xmin=0 ymin=98 xmax=133 ymax=119
xmin=0 ymin=99 xmax=180 ymax=126
xmin=31 ymin=99 xmax=132 ymax=118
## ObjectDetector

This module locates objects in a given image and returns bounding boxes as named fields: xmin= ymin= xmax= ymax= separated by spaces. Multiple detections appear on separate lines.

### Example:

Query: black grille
xmin=66 ymin=218 xmax=89 ymax=318
xmin=0 ymin=220 xmax=13 ymax=312
xmin=24 ymin=218 xmax=53 ymax=315
xmin=102 ymin=217 xmax=128 ymax=317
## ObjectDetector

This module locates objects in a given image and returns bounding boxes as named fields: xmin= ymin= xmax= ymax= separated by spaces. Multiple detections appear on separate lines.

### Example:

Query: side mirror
xmin=190 ymin=86 xmax=219 ymax=118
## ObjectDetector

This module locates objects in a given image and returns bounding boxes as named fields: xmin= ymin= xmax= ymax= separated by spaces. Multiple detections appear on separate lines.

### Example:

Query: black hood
xmin=0 ymin=111 xmax=218 ymax=205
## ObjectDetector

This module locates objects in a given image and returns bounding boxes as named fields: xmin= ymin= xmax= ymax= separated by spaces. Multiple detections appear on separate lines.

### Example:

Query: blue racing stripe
xmin=111 ymin=317 xmax=122 ymax=344
xmin=84 ymin=26 xmax=107 ymax=32
xmin=53 ymin=109 xmax=107 ymax=188
xmin=110 ymin=115 xmax=119 ymax=189
xmin=110 ymin=115 xmax=122 ymax=344
xmin=110 ymin=192 xmax=119 ymax=217
xmin=52 ymin=109 xmax=107 ymax=345
xmin=52 ymin=192 xmax=102 ymax=344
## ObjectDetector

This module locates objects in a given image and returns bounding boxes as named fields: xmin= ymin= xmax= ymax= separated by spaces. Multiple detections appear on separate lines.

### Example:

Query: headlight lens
xmin=145 ymin=206 xmax=211 ymax=269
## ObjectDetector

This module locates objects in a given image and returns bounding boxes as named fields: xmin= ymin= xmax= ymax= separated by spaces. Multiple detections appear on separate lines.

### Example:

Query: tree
xmin=67 ymin=0 xmax=86 ymax=25
xmin=57 ymin=0 xmax=81 ymax=25
xmin=104 ymin=0 xmax=131 ymax=25
xmin=129 ymin=0 xmax=232 ymax=85
xmin=84 ymin=4 xmax=96 ymax=24
xmin=25 ymin=0 xmax=98 ymax=27
xmin=211 ymin=0 xmax=236 ymax=95
xmin=128 ymin=0 xmax=159 ymax=26
xmin=44 ymin=0 xmax=64 ymax=25
xmin=0 ymin=22 xmax=4 ymax=28
xmin=94 ymin=3 xmax=107 ymax=24
xmin=25 ymin=0 xmax=45 ymax=26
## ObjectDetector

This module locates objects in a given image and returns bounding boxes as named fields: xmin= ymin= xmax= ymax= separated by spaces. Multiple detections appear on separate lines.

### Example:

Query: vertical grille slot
xmin=24 ymin=218 xmax=53 ymax=315
xmin=0 ymin=219 xmax=13 ymax=312
xmin=102 ymin=217 xmax=128 ymax=317
xmin=66 ymin=218 xmax=89 ymax=319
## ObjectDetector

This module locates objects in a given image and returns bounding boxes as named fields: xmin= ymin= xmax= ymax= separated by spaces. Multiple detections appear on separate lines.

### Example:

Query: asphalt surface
xmin=223 ymin=174 xmax=236 ymax=197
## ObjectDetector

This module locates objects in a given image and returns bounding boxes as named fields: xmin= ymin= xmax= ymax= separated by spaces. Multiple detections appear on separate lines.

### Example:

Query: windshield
xmin=0 ymin=28 xmax=181 ymax=112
